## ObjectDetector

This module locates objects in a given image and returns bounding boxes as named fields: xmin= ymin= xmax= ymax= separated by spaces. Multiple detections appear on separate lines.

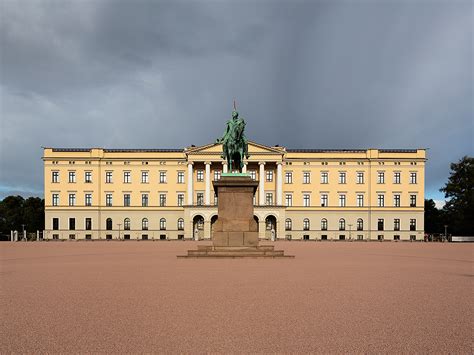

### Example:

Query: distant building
xmin=43 ymin=142 xmax=425 ymax=241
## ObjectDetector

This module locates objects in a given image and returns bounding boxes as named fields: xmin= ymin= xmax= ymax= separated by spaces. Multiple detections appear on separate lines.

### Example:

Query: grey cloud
xmin=0 ymin=0 xmax=472 ymax=200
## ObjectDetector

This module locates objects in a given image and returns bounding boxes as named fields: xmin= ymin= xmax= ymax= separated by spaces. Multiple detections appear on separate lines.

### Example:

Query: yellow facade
xmin=43 ymin=142 xmax=426 ymax=241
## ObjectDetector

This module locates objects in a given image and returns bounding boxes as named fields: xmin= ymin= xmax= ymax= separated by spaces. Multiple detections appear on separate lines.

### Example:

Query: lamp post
xmin=117 ymin=223 xmax=122 ymax=241
xmin=348 ymin=224 xmax=353 ymax=240
xmin=444 ymin=225 xmax=448 ymax=242
xmin=21 ymin=224 xmax=26 ymax=241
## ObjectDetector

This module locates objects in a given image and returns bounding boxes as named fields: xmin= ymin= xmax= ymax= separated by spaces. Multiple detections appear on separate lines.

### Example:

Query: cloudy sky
xmin=0 ymin=0 xmax=472 ymax=205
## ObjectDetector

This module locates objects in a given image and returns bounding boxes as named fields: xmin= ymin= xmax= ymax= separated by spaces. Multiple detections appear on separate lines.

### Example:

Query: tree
xmin=424 ymin=199 xmax=444 ymax=234
xmin=23 ymin=197 xmax=45 ymax=232
xmin=0 ymin=195 xmax=25 ymax=236
xmin=440 ymin=156 xmax=474 ymax=236
xmin=0 ymin=196 xmax=45 ymax=238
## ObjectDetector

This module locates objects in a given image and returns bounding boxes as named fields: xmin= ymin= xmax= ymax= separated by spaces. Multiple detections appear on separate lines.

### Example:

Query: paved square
xmin=1 ymin=242 xmax=472 ymax=353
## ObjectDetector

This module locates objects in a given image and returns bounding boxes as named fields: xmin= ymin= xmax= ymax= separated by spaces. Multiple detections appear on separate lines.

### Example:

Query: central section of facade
xmin=43 ymin=142 xmax=426 ymax=241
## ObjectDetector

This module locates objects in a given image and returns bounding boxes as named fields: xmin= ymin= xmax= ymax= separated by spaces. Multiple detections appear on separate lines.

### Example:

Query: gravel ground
xmin=1 ymin=241 xmax=472 ymax=354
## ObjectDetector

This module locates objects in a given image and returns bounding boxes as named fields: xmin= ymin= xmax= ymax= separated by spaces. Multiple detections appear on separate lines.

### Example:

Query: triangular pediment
xmin=186 ymin=141 xmax=284 ymax=155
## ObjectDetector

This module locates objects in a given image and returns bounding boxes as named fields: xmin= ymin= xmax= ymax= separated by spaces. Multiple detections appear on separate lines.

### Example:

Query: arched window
xmin=142 ymin=218 xmax=148 ymax=230
xmin=160 ymin=218 xmax=166 ymax=230
xmin=285 ymin=218 xmax=292 ymax=231
xmin=357 ymin=218 xmax=363 ymax=231
xmin=106 ymin=218 xmax=113 ymax=230
xmin=124 ymin=218 xmax=130 ymax=230
xmin=339 ymin=218 xmax=345 ymax=231
xmin=177 ymin=218 xmax=184 ymax=230
xmin=303 ymin=218 xmax=310 ymax=231
xmin=321 ymin=218 xmax=328 ymax=231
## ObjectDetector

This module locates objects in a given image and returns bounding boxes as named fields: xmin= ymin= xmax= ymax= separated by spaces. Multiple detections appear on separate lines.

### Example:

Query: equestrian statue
xmin=216 ymin=102 xmax=249 ymax=173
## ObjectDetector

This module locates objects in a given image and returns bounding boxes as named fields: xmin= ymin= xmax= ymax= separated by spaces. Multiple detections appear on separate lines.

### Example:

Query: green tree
xmin=424 ymin=199 xmax=444 ymax=234
xmin=23 ymin=197 xmax=45 ymax=232
xmin=440 ymin=156 xmax=474 ymax=236
xmin=0 ymin=196 xmax=25 ymax=236
xmin=0 ymin=196 xmax=45 ymax=238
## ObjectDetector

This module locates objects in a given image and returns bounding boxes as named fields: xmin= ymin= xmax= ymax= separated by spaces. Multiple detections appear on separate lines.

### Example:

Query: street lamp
xmin=117 ymin=223 xmax=122 ymax=241
xmin=348 ymin=224 xmax=353 ymax=240
xmin=21 ymin=224 xmax=26 ymax=241
xmin=444 ymin=225 xmax=448 ymax=242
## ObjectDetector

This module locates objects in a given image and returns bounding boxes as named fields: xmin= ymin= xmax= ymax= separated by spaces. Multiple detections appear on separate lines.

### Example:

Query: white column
xmin=205 ymin=162 xmax=211 ymax=205
xmin=259 ymin=162 xmax=265 ymax=206
xmin=187 ymin=162 xmax=194 ymax=205
xmin=242 ymin=163 xmax=247 ymax=173
xmin=223 ymin=162 xmax=228 ymax=174
xmin=277 ymin=162 xmax=283 ymax=206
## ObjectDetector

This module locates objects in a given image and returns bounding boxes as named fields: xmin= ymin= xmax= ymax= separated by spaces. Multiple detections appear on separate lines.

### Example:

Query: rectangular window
xmin=339 ymin=172 xmax=346 ymax=184
xmin=321 ymin=172 xmax=328 ymax=184
xmin=285 ymin=194 xmax=292 ymax=207
xmin=410 ymin=194 xmax=417 ymax=207
xmin=285 ymin=172 xmax=292 ymax=184
xmin=378 ymin=219 xmax=384 ymax=231
xmin=105 ymin=171 xmax=112 ymax=183
xmin=177 ymin=193 xmax=184 ymax=207
xmin=410 ymin=219 xmax=416 ymax=231
xmin=393 ymin=194 xmax=400 ymax=207
xmin=265 ymin=193 xmax=273 ymax=205
xmin=214 ymin=170 xmax=221 ymax=181
xmin=394 ymin=172 xmax=401 ymax=184
xmin=159 ymin=171 xmax=167 ymax=183
xmin=68 ymin=193 xmax=75 ymax=206
xmin=410 ymin=172 xmax=417 ymax=184
xmin=303 ymin=172 xmax=311 ymax=184
xmin=142 ymin=193 xmax=149 ymax=207
xmin=266 ymin=170 xmax=273 ymax=182
xmin=339 ymin=194 xmax=346 ymax=207
xmin=52 ymin=218 xmax=59 ymax=230
xmin=85 ymin=218 xmax=92 ymax=231
xmin=85 ymin=171 xmax=92 ymax=183
xmin=159 ymin=194 xmax=166 ymax=207
xmin=52 ymin=194 xmax=59 ymax=206
xmin=141 ymin=171 xmax=149 ymax=183
xmin=303 ymin=194 xmax=310 ymax=207
xmin=394 ymin=219 xmax=400 ymax=231
xmin=249 ymin=170 xmax=256 ymax=180
xmin=378 ymin=194 xmax=385 ymax=207
xmin=321 ymin=194 xmax=328 ymax=207
xmin=196 ymin=192 xmax=204 ymax=205
xmin=357 ymin=194 xmax=364 ymax=207
xmin=177 ymin=171 xmax=185 ymax=184
xmin=123 ymin=171 xmax=131 ymax=183
xmin=356 ymin=172 xmax=364 ymax=184
xmin=69 ymin=218 xmax=75 ymax=231
xmin=52 ymin=171 xmax=59 ymax=183
xmin=196 ymin=170 xmax=204 ymax=182
xmin=123 ymin=194 xmax=130 ymax=207
xmin=106 ymin=193 xmax=112 ymax=207
xmin=68 ymin=171 xmax=76 ymax=183
xmin=85 ymin=193 xmax=92 ymax=206
xmin=377 ymin=171 xmax=385 ymax=184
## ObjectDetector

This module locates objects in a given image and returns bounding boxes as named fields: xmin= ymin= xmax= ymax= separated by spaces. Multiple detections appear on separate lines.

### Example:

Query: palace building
xmin=43 ymin=142 xmax=425 ymax=241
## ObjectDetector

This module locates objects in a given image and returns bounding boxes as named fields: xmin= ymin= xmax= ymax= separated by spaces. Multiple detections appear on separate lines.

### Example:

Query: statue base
xmin=178 ymin=175 xmax=294 ymax=258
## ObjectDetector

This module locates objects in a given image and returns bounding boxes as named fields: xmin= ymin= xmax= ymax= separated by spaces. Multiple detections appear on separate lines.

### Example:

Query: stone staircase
xmin=178 ymin=245 xmax=294 ymax=258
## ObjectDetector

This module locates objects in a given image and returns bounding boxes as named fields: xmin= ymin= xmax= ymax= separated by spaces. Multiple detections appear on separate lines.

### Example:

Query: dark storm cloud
xmin=0 ymin=0 xmax=472 ymax=202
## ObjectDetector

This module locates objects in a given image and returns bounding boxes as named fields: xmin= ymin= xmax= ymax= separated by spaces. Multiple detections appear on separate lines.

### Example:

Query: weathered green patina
xmin=216 ymin=109 xmax=249 ymax=172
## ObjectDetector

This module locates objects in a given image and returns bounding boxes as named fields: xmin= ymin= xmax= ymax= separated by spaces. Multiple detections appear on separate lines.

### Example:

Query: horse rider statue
xmin=216 ymin=104 xmax=249 ymax=173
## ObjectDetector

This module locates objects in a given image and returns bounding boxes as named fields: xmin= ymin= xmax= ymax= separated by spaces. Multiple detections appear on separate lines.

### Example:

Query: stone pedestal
xmin=178 ymin=175 xmax=293 ymax=258
xmin=212 ymin=176 xmax=259 ymax=247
